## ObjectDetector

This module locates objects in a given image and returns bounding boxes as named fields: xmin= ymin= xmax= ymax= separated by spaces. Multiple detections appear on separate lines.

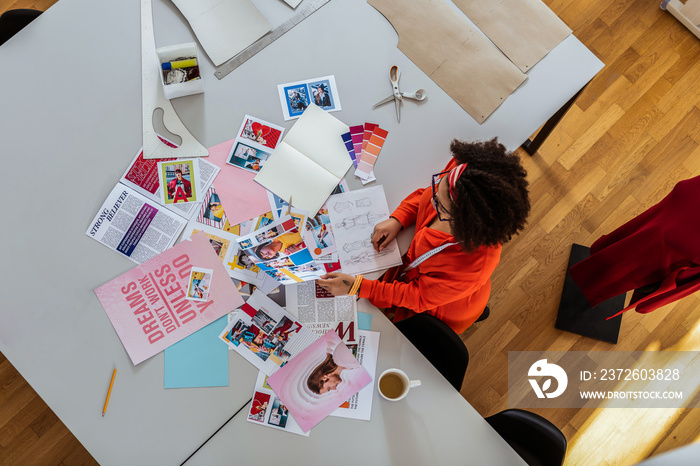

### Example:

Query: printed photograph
xmin=252 ymin=309 xmax=277 ymax=334
xmin=226 ymin=141 xmax=272 ymax=174
xmin=248 ymin=392 xmax=271 ymax=423
xmin=161 ymin=160 xmax=197 ymax=204
xmin=186 ymin=267 xmax=213 ymax=302
xmin=252 ymin=230 xmax=307 ymax=261
xmin=200 ymin=189 xmax=225 ymax=224
xmin=308 ymin=79 xmax=335 ymax=110
xmin=284 ymin=84 xmax=309 ymax=117
xmin=233 ymin=248 xmax=259 ymax=272
xmin=239 ymin=117 xmax=283 ymax=150
xmin=268 ymin=398 xmax=289 ymax=428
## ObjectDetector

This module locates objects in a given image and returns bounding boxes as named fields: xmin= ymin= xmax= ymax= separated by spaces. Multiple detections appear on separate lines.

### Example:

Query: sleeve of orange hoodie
xmin=389 ymin=188 xmax=424 ymax=228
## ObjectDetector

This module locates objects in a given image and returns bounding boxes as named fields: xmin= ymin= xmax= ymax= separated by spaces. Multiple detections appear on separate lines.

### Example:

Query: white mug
xmin=377 ymin=368 xmax=421 ymax=401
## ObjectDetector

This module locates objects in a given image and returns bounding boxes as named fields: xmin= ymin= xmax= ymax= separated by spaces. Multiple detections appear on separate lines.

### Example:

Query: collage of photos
xmin=218 ymin=291 xmax=318 ymax=376
xmin=236 ymin=215 xmax=325 ymax=284
xmin=226 ymin=115 xmax=285 ymax=175
xmin=277 ymin=75 xmax=342 ymax=120
xmin=158 ymin=159 xmax=200 ymax=205
xmin=246 ymin=372 xmax=308 ymax=437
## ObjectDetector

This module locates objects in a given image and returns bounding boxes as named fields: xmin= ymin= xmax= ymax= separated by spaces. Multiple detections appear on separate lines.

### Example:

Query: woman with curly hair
xmin=318 ymin=138 xmax=530 ymax=333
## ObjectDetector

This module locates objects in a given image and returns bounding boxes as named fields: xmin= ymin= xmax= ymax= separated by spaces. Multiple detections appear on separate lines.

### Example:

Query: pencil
xmin=102 ymin=368 xmax=117 ymax=417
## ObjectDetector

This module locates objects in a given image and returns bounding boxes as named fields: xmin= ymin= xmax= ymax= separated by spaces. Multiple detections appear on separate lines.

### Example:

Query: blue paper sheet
xmin=358 ymin=311 xmax=373 ymax=331
xmin=164 ymin=315 xmax=229 ymax=388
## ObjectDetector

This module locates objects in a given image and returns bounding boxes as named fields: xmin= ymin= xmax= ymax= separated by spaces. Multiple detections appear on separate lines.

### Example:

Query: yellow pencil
xmin=102 ymin=368 xmax=117 ymax=417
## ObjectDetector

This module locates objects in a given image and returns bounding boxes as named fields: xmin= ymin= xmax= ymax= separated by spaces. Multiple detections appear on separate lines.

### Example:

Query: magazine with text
xmin=86 ymin=184 xmax=187 ymax=264
xmin=285 ymin=281 xmax=358 ymax=344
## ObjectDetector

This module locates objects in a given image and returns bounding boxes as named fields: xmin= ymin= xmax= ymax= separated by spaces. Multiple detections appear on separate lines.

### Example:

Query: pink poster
xmin=94 ymin=232 xmax=244 ymax=365
xmin=207 ymin=139 xmax=272 ymax=225
xmin=266 ymin=331 xmax=371 ymax=432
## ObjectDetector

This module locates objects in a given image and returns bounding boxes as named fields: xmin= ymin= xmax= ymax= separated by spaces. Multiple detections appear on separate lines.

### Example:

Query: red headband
xmin=447 ymin=163 xmax=467 ymax=200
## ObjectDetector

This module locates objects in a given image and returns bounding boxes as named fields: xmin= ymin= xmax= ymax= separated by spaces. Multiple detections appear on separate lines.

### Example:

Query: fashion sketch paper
xmin=327 ymin=185 xmax=402 ymax=275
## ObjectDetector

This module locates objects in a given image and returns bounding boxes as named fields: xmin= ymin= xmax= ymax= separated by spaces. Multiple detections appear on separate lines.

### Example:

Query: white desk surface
xmin=0 ymin=0 xmax=601 ymax=464
xmin=186 ymin=300 xmax=525 ymax=466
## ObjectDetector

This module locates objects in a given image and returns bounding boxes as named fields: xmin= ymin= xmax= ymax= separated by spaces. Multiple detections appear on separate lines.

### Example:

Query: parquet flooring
xmin=1 ymin=0 xmax=699 ymax=465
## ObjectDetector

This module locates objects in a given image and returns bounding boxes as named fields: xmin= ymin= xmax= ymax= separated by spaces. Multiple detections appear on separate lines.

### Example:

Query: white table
xmin=186 ymin=300 xmax=525 ymax=465
xmin=0 ymin=0 xmax=601 ymax=463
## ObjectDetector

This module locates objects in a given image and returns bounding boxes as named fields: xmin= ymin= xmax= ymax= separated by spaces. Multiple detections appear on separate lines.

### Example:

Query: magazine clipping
xmin=86 ymin=184 xmax=187 ymax=264
xmin=246 ymin=371 xmax=309 ymax=437
xmin=285 ymin=281 xmax=358 ymax=344
xmin=218 ymin=290 xmax=318 ymax=376
xmin=236 ymin=215 xmax=325 ymax=284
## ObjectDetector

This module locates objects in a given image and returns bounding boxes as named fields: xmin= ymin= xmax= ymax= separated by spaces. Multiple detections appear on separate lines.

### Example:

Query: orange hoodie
xmin=358 ymin=158 xmax=501 ymax=333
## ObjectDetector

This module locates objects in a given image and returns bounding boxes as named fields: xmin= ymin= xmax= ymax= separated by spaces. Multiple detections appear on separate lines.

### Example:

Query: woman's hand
xmin=317 ymin=272 xmax=356 ymax=296
xmin=371 ymin=217 xmax=403 ymax=251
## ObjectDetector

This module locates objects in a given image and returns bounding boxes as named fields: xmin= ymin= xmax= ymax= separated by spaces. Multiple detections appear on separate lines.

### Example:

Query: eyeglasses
xmin=431 ymin=170 xmax=452 ymax=222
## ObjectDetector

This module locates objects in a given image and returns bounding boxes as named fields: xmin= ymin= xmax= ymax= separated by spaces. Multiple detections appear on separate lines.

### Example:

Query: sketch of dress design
xmin=332 ymin=197 xmax=371 ymax=213
xmin=342 ymin=239 xmax=373 ymax=253
xmin=335 ymin=212 xmax=386 ymax=230
xmin=347 ymin=247 xmax=395 ymax=265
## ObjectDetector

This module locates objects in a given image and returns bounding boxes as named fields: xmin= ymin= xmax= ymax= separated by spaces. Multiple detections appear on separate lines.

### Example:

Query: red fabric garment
xmin=568 ymin=175 xmax=700 ymax=318
xmin=358 ymin=158 xmax=502 ymax=333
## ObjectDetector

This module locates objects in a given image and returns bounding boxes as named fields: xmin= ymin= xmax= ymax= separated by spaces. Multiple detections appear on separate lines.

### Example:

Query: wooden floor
xmin=1 ymin=0 xmax=699 ymax=464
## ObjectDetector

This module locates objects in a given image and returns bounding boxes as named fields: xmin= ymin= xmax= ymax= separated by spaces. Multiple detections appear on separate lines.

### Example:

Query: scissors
xmin=373 ymin=65 xmax=426 ymax=122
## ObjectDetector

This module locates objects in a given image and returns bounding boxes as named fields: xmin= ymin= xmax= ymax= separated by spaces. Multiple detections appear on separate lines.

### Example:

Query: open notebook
xmin=254 ymin=104 xmax=351 ymax=215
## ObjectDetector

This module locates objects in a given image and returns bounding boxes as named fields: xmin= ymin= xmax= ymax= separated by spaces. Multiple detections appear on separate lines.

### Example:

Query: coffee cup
xmin=377 ymin=368 xmax=421 ymax=401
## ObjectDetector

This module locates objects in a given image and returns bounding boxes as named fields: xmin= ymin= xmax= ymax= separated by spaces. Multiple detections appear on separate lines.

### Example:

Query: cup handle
xmin=410 ymin=379 xmax=421 ymax=388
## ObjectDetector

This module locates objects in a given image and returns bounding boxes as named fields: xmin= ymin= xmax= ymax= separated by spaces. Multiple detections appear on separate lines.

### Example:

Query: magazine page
xmin=327 ymin=185 xmax=403 ymax=275
xmin=285 ymin=281 xmax=358 ymax=344
xmin=330 ymin=330 xmax=379 ymax=421
xmin=93 ymin=232 xmax=244 ymax=365
xmin=226 ymin=241 xmax=281 ymax=294
xmin=218 ymin=290 xmax=318 ymax=375
xmin=246 ymin=371 xmax=309 ymax=437
xmin=121 ymin=146 xmax=220 ymax=220
xmin=226 ymin=115 xmax=285 ymax=175
xmin=266 ymin=331 xmax=372 ymax=432
xmin=236 ymin=215 xmax=325 ymax=284
xmin=86 ymin=184 xmax=187 ymax=264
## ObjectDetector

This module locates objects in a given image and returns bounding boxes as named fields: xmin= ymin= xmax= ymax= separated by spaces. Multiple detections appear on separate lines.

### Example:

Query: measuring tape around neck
xmin=401 ymin=242 xmax=459 ymax=276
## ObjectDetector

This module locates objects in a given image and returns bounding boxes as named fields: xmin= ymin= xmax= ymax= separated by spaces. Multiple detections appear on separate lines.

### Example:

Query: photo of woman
xmin=266 ymin=331 xmax=371 ymax=432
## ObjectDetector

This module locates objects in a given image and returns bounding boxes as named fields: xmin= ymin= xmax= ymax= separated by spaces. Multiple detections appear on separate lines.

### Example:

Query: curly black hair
xmin=447 ymin=138 xmax=530 ymax=252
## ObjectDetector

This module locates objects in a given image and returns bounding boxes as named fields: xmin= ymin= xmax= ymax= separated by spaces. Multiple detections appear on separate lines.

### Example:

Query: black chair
xmin=0 ymin=9 xmax=42 ymax=46
xmin=394 ymin=313 xmax=469 ymax=391
xmin=485 ymin=409 xmax=567 ymax=466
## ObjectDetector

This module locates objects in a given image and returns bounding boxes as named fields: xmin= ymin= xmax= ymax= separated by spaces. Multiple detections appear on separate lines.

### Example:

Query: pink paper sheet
xmin=94 ymin=232 xmax=244 ymax=365
xmin=267 ymin=331 xmax=371 ymax=432
xmin=207 ymin=139 xmax=272 ymax=225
